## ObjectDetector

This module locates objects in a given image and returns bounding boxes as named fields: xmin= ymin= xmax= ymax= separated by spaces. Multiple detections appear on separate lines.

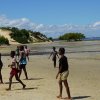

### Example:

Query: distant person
xmin=24 ymin=45 xmax=30 ymax=61
xmin=56 ymin=48 xmax=71 ymax=100
xmin=19 ymin=45 xmax=28 ymax=79
xmin=15 ymin=46 xmax=20 ymax=60
xmin=49 ymin=47 xmax=59 ymax=68
xmin=6 ymin=51 xmax=26 ymax=90
xmin=0 ymin=53 xmax=3 ymax=83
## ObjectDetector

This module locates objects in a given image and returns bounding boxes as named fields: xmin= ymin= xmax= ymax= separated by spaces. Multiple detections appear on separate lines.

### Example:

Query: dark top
xmin=59 ymin=56 xmax=68 ymax=73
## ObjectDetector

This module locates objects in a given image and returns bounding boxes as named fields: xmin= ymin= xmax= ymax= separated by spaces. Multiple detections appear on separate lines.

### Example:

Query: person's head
xmin=17 ymin=46 xmax=19 ymax=49
xmin=10 ymin=51 xmax=15 ymax=58
xmin=59 ymin=48 xmax=65 ymax=55
xmin=52 ymin=47 xmax=56 ymax=51
xmin=20 ymin=45 xmax=24 ymax=51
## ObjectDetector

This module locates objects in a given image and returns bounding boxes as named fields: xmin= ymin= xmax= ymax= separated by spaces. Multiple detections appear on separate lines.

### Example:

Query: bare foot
xmin=57 ymin=95 xmax=62 ymax=99
xmin=0 ymin=82 xmax=4 ymax=84
xmin=24 ymin=78 xmax=28 ymax=80
xmin=23 ymin=84 xmax=26 ymax=89
xmin=25 ymin=78 xmax=28 ymax=80
xmin=6 ymin=88 xmax=11 ymax=91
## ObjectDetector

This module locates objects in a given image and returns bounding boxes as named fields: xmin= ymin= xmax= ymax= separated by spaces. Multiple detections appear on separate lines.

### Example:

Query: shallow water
xmin=0 ymin=40 xmax=100 ymax=55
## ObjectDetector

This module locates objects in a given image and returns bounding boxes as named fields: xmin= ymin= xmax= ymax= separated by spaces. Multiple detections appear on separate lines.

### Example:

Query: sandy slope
xmin=0 ymin=29 xmax=19 ymax=44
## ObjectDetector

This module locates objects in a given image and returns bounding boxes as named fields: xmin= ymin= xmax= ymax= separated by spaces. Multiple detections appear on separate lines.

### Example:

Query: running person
xmin=6 ymin=51 xmax=26 ymax=90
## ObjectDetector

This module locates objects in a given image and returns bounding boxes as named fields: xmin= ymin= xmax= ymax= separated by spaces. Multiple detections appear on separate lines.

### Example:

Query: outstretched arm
xmin=57 ymin=53 xmax=59 ymax=59
xmin=48 ymin=52 xmax=53 ymax=59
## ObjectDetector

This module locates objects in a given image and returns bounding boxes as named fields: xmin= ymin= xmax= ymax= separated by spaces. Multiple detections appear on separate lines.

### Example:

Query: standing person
xmin=15 ymin=46 xmax=20 ymax=60
xmin=19 ymin=45 xmax=28 ymax=79
xmin=49 ymin=47 xmax=59 ymax=68
xmin=6 ymin=51 xmax=26 ymax=90
xmin=56 ymin=48 xmax=71 ymax=100
xmin=0 ymin=53 xmax=3 ymax=83
xmin=24 ymin=45 xmax=30 ymax=61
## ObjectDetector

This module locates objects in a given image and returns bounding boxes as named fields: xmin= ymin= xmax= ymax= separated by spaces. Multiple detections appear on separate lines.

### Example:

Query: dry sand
xmin=0 ymin=52 xmax=100 ymax=100
xmin=0 ymin=29 xmax=19 ymax=44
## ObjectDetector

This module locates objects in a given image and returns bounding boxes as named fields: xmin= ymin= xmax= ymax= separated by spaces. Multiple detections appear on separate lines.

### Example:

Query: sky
xmin=0 ymin=0 xmax=100 ymax=38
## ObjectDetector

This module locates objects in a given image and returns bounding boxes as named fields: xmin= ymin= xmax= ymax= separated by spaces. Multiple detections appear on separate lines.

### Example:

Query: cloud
xmin=0 ymin=15 xmax=100 ymax=38
xmin=92 ymin=21 xmax=100 ymax=27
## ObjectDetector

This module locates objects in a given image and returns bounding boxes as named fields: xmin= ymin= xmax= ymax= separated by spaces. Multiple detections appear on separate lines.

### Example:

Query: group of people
xmin=0 ymin=46 xmax=72 ymax=100
xmin=0 ymin=45 xmax=30 ymax=90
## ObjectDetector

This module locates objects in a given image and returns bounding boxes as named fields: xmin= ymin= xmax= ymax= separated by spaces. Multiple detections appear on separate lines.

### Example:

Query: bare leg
xmin=54 ymin=59 xmax=56 ymax=68
xmin=18 ymin=69 xmax=22 ymax=78
xmin=15 ymin=74 xmax=26 ymax=89
xmin=63 ymin=80 xmax=71 ymax=99
xmin=27 ymin=56 xmax=29 ymax=61
xmin=57 ymin=80 xmax=63 ymax=98
xmin=6 ymin=75 xmax=14 ymax=90
xmin=0 ymin=69 xmax=3 ymax=83
xmin=23 ymin=67 xmax=28 ymax=79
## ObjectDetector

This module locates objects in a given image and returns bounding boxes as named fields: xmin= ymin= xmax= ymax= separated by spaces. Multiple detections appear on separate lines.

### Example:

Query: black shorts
xmin=19 ymin=64 xmax=26 ymax=69
xmin=52 ymin=57 xmax=56 ymax=61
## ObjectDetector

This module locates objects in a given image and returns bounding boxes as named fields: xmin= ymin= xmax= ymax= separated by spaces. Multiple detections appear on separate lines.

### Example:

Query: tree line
xmin=59 ymin=32 xmax=85 ymax=41
xmin=0 ymin=27 xmax=86 ymax=45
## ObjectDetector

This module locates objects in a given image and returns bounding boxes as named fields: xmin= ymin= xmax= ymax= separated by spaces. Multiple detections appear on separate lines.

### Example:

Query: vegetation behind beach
xmin=0 ymin=27 xmax=51 ymax=45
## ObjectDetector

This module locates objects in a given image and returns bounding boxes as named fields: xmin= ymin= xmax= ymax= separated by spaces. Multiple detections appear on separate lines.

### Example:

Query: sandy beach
xmin=0 ymin=41 xmax=100 ymax=100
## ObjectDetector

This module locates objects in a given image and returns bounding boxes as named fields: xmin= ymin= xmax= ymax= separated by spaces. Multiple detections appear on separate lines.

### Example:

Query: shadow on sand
xmin=23 ymin=78 xmax=44 ymax=80
xmin=5 ymin=78 xmax=43 ymax=84
xmin=5 ymin=82 xmax=19 ymax=84
xmin=15 ymin=87 xmax=38 ymax=90
xmin=72 ymin=96 xmax=91 ymax=100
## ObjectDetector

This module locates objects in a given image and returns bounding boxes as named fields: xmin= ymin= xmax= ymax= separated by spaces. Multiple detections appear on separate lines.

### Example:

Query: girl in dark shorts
xmin=49 ymin=47 xmax=59 ymax=68
xmin=19 ymin=45 xmax=28 ymax=79
xmin=6 ymin=51 xmax=26 ymax=90
xmin=56 ymin=48 xmax=71 ymax=100
xmin=0 ymin=53 xmax=3 ymax=83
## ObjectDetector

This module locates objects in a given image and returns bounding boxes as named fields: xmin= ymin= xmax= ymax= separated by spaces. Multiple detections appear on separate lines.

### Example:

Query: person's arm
xmin=8 ymin=62 xmax=15 ymax=68
xmin=28 ymin=48 xmax=30 ymax=53
xmin=56 ymin=58 xmax=62 ymax=79
xmin=56 ymin=66 xmax=62 ymax=79
xmin=48 ymin=52 xmax=53 ymax=59
xmin=56 ymin=52 xmax=59 ymax=59
xmin=18 ymin=51 xmax=23 ymax=63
